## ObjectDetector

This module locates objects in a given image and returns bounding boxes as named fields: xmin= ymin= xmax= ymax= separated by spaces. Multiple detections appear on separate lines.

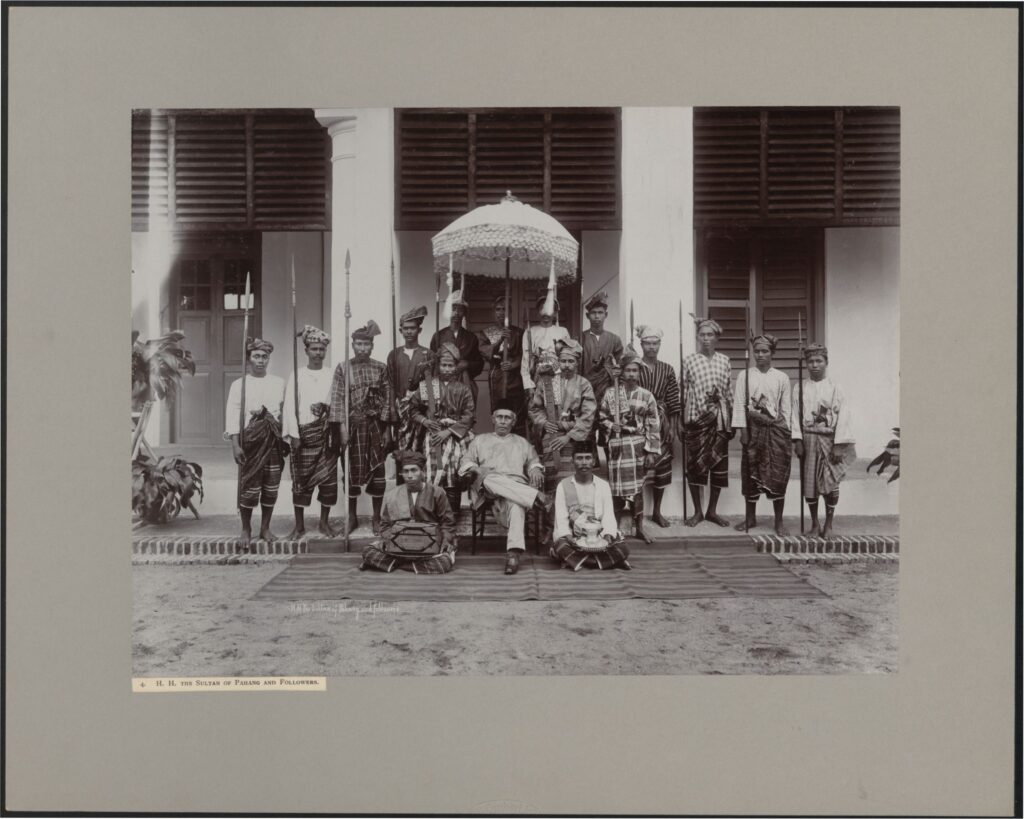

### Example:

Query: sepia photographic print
xmin=131 ymin=106 xmax=901 ymax=677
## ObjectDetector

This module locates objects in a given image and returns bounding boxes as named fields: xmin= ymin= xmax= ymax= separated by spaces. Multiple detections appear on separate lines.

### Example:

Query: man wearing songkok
xmin=457 ymin=400 xmax=546 ymax=575
xmin=328 ymin=320 xmax=395 ymax=535
xmin=550 ymin=443 xmax=631 ymax=571
xmin=283 ymin=326 xmax=339 ymax=539
xmin=429 ymin=290 xmax=484 ymax=403
xmin=731 ymin=333 xmax=797 ymax=536
xmin=635 ymin=325 xmax=682 ymax=528
xmin=360 ymin=451 xmax=457 ymax=574
xmin=792 ymin=343 xmax=857 ymax=538
xmin=521 ymin=294 xmax=571 ymax=399
xmin=225 ymin=339 xmax=286 ymax=546
xmin=527 ymin=338 xmax=596 ymax=543
xmin=387 ymin=305 xmax=432 ymax=423
xmin=598 ymin=349 xmax=662 ymax=544
xmin=681 ymin=317 xmax=735 ymax=528
xmin=478 ymin=295 xmax=527 ymax=435
xmin=399 ymin=341 xmax=476 ymax=513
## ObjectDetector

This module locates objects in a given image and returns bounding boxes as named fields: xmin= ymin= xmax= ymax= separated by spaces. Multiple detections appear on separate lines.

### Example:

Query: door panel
xmin=179 ymin=372 xmax=212 ymax=440
xmin=180 ymin=316 xmax=211 ymax=364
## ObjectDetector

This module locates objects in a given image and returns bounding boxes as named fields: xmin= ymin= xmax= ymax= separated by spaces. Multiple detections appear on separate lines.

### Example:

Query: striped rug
xmin=253 ymin=539 xmax=825 ymax=602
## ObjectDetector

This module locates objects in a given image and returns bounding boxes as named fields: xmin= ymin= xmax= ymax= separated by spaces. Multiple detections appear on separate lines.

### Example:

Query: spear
xmin=434 ymin=264 xmax=441 ymax=340
xmin=343 ymin=250 xmax=352 ymax=553
xmin=798 ymin=312 xmax=806 ymax=535
xmin=629 ymin=299 xmax=635 ymax=354
xmin=290 ymin=259 xmax=300 ymax=441
xmin=743 ymin=302 xmax=751 ymax=524
xmin=237 ymin=271 xmax=251 ymax=510
xmin=390 ymin=254 xmax=398 ymax=352
xmin=678 ymin=301 xmax=688 ymax=521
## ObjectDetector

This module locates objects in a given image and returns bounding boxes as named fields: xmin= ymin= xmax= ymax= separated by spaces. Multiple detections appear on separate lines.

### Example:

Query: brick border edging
xmin=132 ymin=537 xmax=310 ymax=564
xmin=753 ymin=534 xmax=899 ymax=563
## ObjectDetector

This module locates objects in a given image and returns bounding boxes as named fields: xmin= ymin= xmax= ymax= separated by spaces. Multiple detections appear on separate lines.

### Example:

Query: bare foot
xmin=371 ymin=517 xmax=382 ymax=535
xmin=819 ymin=523 xmax=834 ymax=539
xmin=652 ymin=513 xmax=671 ymax=528
xmin=239 ymin=528 xmax=252 ymax=552
xmin=684 ymin=513 xmax=704 ymax=528
xmin=734 ymin=518 xmax=756 ymax=532
xmin=634 ymin=523 xmax=655 ymax=544
xmin=318 ymin=521 xmax=341 ymax=538
xmin=284 ymin=527 xmax=306 ymax=541
xmin=345 ymin=515 xmax=358 ymax=536
xmin=258 ymin=529 xmax=279 ymax=543
xmin=774 ymin=524 xmax=790 ymax=537
xmin=705 ymin=513 xmax=730 ymax=528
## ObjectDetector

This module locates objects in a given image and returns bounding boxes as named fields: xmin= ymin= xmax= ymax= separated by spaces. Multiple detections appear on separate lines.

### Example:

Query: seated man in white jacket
xmin=551 ymin=442 xmax=631 ymax=571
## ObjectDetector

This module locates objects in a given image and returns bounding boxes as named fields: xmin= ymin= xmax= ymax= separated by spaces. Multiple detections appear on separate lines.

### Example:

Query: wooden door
xmin=172 ymin=239 xmax=260 ymax=445
xmin=697 ymin=227 xmax=822 ymax=379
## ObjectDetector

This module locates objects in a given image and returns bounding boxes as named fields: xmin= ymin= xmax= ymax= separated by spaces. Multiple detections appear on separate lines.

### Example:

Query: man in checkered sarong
xmin=681 ymin=317 xmax=735 ymax=528
xmin=283 ymin=325 xmax=340 ymax=540
xmin=328 ymin=320 xmax=395 ymax=536
xmin=598 ymin=349 xmax=662 ymax=544
xmin=225 ymin=339 xmax=286 ymax=547
xmin=635 ymin=324 xmax=681 ymax=528
xmin=527 ymin=338 xmax=596 ymax=544
xmin=581 ymin=290 xmax=624 ymax=462
xmin=360 ymin=451 xmax=457 ymax=574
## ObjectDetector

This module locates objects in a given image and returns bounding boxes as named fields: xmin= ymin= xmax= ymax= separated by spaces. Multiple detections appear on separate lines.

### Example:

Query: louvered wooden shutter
xmin=759 ymin=233 xmax=817 ymax=378
xmin=253 ymin=114 xmax=329 ymax=227
xmin=704 ymin=232 xmax=753 ymax=375
xmin=549 ymin=110 xmax=619 ymax=228
xmin=132 ymin=112 xmax=169 ymax=229
xmin=173 ymin=114 xmax=248 ymax=225
xmin=396 ymin=109 xmax=620 ymax=230
xmin=694 ymin=110 xmax=761 ymax=224
xmin=397 ymin=111 xmax=471 ymax=228
xmin=695 ymin=107 xmax=899 ymax=227
xmin=841 ymin=108 xmax=900 ymax=223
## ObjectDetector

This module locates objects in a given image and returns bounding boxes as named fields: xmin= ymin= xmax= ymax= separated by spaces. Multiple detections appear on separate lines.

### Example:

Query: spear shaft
xmin=678 ymin=301 xmax=688 ymax=521
xmin=343 ymin=250 xmax=352 ymax=552
xmin=291 ymin=259 xmax=300 ymax=438
xmin=743 ymin=303 xmax=751 ymax=518
xmin=237 ymin=272 xmax=251 ymax=510
xmin=798 ymin=312 xmax=805 ymax=535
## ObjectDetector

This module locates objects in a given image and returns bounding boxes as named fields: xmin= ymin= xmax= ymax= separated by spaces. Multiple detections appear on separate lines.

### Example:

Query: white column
xmin=315 ymin=108 xmax=396 ymax=350
xmin=620 ymin=107 xmax=694 ymax=518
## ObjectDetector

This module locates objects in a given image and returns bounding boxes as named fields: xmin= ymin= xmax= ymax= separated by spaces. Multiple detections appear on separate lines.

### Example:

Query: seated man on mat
xmin=360 ymin=450 xmax=457 ymax=574
xmin=551 ymin=442 xmax=631 ymax=571
xmin=457 ymin=399 xmax=546 ymax=576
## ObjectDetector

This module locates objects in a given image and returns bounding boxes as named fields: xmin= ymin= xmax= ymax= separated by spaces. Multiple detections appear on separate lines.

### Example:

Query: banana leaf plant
xmin=132 ymin=330 xmax=196 ymax=411
xmin=132 ymin=454 xmax=204 ymax=524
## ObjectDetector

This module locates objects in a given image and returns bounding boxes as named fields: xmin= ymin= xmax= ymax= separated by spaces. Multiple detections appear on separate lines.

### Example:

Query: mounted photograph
xmin=131 ymin=106 xmax=900 ymax=676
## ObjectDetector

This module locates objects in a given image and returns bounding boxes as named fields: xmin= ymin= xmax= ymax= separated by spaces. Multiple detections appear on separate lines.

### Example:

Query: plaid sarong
xmin=361 ymin=521 xmax=456 ymax=574
xmin=607 ymin=433 xmax=647 ymax=498
xmin=684 ymin=409 xmax=729 ymax=487
xmin=742 ymin=410 xmax=793 ymax=500
xmin=801 ymin=429 xmax=857 ymax=497
xmin=290 ymin=415 xmax=338 ymax=506
xmin=238 ymin=409 xmax=284 ymax=509
xmin=551 ymin=536 xmax=630 ymax=570
xmin=347 ymin=416 xmax=386 ymax=492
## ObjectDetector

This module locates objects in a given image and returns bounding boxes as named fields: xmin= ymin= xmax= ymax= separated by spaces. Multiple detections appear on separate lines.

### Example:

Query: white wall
xmin=260 ymin=232 xmax=329 ymax=381
xmin=620 ymin=107 xmax=695 ymax=518
xmin=131 ymin=231 xmax=175 ymax=444
xmin=825 ymin=227 xmax=900 ymax=457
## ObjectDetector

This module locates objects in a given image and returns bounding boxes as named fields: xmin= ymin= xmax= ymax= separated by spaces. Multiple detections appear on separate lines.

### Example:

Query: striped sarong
xmin=238 ymin=409 xmax=284 ymax=509
xmin=551 ymin=536 xmax=630 ymax=570
xmin=290 ymin=416 xmax=338 ymax=507
xmin=801 ymin=428 xmax=857 ymax=497
xmin=684 ymin=409 xmax=730 ymax=488
xmin=741 ymin=410 xmax=792 ymax=500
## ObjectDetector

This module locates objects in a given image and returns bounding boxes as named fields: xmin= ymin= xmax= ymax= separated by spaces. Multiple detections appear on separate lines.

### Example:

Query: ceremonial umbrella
xmin=431 ymin=191 xmax=579 ymax=396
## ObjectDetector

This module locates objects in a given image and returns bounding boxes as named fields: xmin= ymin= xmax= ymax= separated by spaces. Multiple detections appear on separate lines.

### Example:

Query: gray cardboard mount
xmin=4 ymin=6 xmax=1018 ymax=815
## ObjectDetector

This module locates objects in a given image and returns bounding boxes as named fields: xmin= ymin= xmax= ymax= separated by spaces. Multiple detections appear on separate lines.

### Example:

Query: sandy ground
xmin=133 ymin=560 xmax=897 ymax=676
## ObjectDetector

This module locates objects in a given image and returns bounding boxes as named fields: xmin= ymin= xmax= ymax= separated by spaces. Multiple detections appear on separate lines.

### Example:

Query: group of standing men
xmin=225 ymin=286 xmax=855 ymax=575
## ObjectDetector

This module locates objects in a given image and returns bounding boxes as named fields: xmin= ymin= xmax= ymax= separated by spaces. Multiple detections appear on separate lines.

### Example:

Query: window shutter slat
xmin=174 ymin=115 xmax=248 ymax=224
xmin=253 ymin=115 xmax=329 ymax=225
xmin=841 ymin=108 xmax=900 ymax=222
xmin=132 ymin=112 xmax=169 ymax=229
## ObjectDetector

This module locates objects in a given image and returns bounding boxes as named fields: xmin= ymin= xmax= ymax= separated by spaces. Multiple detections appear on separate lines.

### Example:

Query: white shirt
xmin=282 ymin=366 xmax=334 ymax=438
xmin=553 ymin=475 xmax=618 ymax=541
xmin=224 ymin=374 xmax=285 ymax=436
xmin=521 ymin=324 xmax=571 ymax=389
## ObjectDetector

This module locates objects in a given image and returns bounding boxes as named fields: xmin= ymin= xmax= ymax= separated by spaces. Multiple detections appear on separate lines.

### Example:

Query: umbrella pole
xmin=502 ymin=251 xmax=510 ymax=399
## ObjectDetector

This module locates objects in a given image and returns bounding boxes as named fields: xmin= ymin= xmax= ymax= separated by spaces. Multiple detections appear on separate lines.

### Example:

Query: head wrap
xmin=556 ymin=339 xmax=583 ymax=361
xmin=751 ymin=333 xmax=778 ymax=353
xmin=448 ymin=290 xmax=468 ymax=308
xmin=398 ymin=450 xmax=427 ymax=469
xmin=536 ymin=293 xmax=560 ymax=316
xmin=351 ymin=320 xmax=381 ymax=342
xmin=584 ymin=291 xmax=609 ymax=313
xmin=492 ymin=294 xmax=508 ymax=306
xmin=247 ymin=338 xmax=274 ymax=354
xmin=619 ymin=348 xmax=648 ymax=371
xmin=399 ymin=306 xmax=428 ymax=326
xmin=493 ymin=398 xmax=519 ymax=416
xmin=438 ymin=341 xmax=461 ymax=363
xmin=571 ymin=440 xmax=595 ymax=456
xmin=690 ymin=314 xmax=723 ymax=336
xmin=297 ymin=325 xmax=330 ymax=347
xmin=636 ymin=325 xmax=663 ymax=341
xmin=803 ymin=343 xmax=828 ymax=362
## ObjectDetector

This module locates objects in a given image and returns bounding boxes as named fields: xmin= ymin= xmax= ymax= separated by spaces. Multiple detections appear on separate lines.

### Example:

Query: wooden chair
xmin=469 ymin=498 xmax=543 ymax=555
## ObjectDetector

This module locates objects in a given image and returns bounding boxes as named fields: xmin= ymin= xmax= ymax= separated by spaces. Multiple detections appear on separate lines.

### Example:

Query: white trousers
xmin=481 ymin=474 xmax=538 ymax=551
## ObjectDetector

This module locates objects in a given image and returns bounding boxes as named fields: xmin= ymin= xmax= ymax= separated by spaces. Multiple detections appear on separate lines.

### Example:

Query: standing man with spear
xmin=225 ymin=273 xmax=286 ymax=548
xmin=797 ymin=313 xmax=806 ymax=534
xmin=680 ymin=312 xmax=734 ymax=528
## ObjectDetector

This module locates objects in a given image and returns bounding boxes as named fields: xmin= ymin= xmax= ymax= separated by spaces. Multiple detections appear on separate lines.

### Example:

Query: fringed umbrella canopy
xmin=431 ymin=192 xmax=579 ymax=283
